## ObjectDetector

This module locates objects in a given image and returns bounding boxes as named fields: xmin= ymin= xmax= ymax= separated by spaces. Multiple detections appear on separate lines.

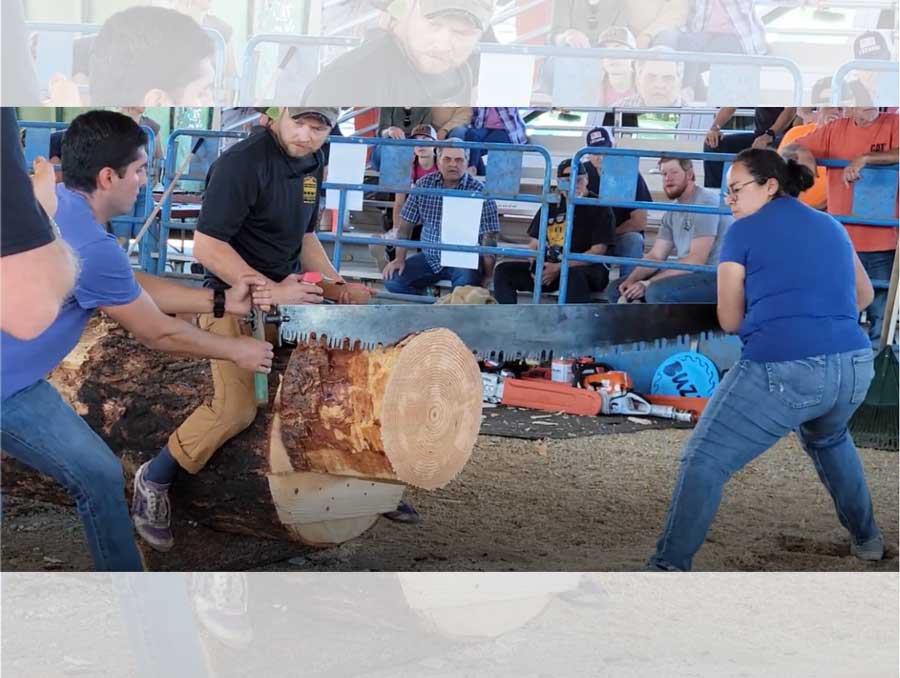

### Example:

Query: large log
xmin=1 ymin=318 xmax=482 ymax=554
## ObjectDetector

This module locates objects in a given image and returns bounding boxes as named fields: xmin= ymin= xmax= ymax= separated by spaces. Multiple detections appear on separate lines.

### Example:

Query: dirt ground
xmin=3 ymin=426 xmax=897 ymax=572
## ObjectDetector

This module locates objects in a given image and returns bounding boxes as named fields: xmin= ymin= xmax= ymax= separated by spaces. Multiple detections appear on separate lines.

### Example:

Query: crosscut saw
xmin=276 ymin=303 xmax=720 ymax=361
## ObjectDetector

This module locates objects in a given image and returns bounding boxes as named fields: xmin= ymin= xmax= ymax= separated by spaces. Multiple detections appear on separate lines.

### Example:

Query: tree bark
xmin=1 ymin=319 xmax=482 ymax=552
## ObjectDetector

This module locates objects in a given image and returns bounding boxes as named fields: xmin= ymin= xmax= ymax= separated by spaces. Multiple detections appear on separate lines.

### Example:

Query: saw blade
xmin=278 ymin=304 xmax=720 ymax=360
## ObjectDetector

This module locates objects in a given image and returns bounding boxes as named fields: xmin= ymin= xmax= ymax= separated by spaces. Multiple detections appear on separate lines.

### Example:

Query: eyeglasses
xmin=724 ymin=179 xmax=758 ymax=200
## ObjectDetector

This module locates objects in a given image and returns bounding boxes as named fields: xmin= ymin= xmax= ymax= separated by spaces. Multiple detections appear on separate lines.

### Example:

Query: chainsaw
xmin=481 ymin=363 xmax=696 ymax=423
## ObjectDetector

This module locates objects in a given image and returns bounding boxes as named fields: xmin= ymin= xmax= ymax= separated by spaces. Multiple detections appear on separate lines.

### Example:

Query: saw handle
xmin=252 ymin=308 xmax=268 ymax=408
xmin=299 ymin=272 xmax=372 ymax=305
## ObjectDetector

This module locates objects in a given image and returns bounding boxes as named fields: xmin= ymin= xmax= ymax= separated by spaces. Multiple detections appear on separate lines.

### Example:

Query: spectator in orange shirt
xmin=776 ymin=77 xmax=857 ymax=210
xmin=788 ymin=107 xmax=899 ymax=346
xmin=778 ymin=109 xmax=829 ymax=210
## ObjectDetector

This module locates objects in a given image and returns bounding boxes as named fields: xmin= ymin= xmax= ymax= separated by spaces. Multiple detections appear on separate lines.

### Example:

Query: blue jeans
xmin=609 ymin=231 xmax=645 ymax=280
xmin=858 ymin=250 xmax=895 ymax=347
xmin=384 ymin=252 xmax=481 ymax=296
xmin=649 ymin=349 xmax=879 ymax=571
xmin=446 ymin=125 xmax=468 ymax=140
xmin=464 ymin=127 xmax=512 ymax=174
xmin=1 ymin=380 xmax=143 ymax=571
xmin=607 ymin=271 xmax=718 ymax=303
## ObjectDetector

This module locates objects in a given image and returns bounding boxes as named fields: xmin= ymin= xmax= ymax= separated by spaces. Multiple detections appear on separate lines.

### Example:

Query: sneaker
xmin=382 ymin=500 xmax=421 ymax=524
xmin=190 ymin=573 xmax=253 ymax=650
xmin=131 ymin=461 xmax=174 ymax=552
xmin=851 ymin=533 xmax=884 ymax=562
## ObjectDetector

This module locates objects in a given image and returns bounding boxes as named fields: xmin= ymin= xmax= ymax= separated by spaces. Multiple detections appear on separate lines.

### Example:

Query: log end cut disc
xmin=380 ymin=328 xmax=482 ymax=490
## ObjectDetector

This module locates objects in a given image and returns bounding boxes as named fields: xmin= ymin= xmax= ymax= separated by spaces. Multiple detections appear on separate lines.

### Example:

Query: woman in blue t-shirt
xmin=647 ymin=148 xmax=883 ymax=571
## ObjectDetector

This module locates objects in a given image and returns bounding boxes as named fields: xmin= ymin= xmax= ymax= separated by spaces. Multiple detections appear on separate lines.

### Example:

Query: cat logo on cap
xmin=303 ymin=176 xmax=317 ymax=203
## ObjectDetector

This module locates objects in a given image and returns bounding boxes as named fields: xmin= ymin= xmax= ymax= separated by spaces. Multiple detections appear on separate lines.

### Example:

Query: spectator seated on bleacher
xmin=368 ymin=107 xmax=432 ymax=171
xmin=493 ymin=159 xmax=615 ymax=304
xmin=87 ymin=6 xmax=217 ymax=107
xmin=543 ymin=26 xmax=638 ymax=127
xmin=612 ymin=47 xmax=692 ymax=108
xmin=703 ymin=107 xmax=796 ymax=190
xmin=776 ymin=81 xmax=851 ymax=211
xmin=539 ymin=26 xmax=640 ymax=129
xmin=381 ymin=147 xmax=499 ymax=296
xmin=610 ymin=156 xmax=732 ymax=304
xmin=445 ymin=107 xmax=528 ymax=176
xmin=432 ymin=107 xmax=472 ymax=140
xmin=595 ymin=27 xmax=638 ymax=107
xmin=369 ymin=124 xmax=439 ymax=271
xmin=788 ymin=106 xmax=899 ymax=347
xmin=655 ymin=0 xmax=770 ymax=99
xmin=583 ymin=126 xmax=652 ymax=279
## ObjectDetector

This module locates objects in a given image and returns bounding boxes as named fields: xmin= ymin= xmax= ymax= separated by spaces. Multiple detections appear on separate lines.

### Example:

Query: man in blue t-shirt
xmin=611 ymin=156 xmax=733 ymax=304
xmin=583 ymin=126 xmax=653 ymax=280
xmin=1 ymin=111 xmax=274 ymax=571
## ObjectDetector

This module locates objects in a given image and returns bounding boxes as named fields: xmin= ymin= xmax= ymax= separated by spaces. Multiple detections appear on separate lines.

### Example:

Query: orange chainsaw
xmin=481 ymin=363 xmax=697 ymax=423
xmin=580 ymin=368 xmax=696 ymax=423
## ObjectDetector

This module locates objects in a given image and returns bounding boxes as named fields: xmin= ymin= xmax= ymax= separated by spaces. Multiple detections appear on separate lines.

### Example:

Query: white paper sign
xmin=475 ymin=53 xmax=535 ymax=107
xmin=440 ymin=197 xmax=484 ymax=270
xmin=325 ymin=142 xmax=367 ymax=211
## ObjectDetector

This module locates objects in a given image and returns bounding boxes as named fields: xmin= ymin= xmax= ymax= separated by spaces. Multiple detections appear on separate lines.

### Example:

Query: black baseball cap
xmin=586 ymin=126 xmax=613 ymax=148
xmin=854 ymin=30 xmax=891 ymax=60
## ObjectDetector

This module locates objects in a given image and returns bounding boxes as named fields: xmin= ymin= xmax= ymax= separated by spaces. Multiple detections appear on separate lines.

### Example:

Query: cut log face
xmin=277 ymin=328 xmax=482 ymax=490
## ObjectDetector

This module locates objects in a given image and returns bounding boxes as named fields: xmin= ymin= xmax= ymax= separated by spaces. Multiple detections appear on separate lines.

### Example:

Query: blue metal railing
xmin=479 ymin=43 xmax=805 ymax=105
xmin=319 ymin=136 xmax=556 ymax=304
xmin=154 ymin=128 xmax=248 ymax=274
xmin=24 ymin=21 xmax=229 ymax=103
xmin=558 ymin=146 xmax=899 ymax=302
xmin=18 ymin=120 xmax=158 ymax=252
xmin=831 ymin=60 xmax=899 ymax=106
xmin=238 ymin=34 xmax=361 ymax=105
xmin=237 ymin=33 xmax=806 ymax=106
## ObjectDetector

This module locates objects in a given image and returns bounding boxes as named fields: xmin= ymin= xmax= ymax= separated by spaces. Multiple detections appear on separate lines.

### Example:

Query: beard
xmin=664 ymin=184 xmax=687 ymax=200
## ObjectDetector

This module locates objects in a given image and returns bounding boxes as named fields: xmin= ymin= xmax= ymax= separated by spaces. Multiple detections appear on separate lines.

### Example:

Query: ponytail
xmin=734 ymin=148 xmax=815 ymax=198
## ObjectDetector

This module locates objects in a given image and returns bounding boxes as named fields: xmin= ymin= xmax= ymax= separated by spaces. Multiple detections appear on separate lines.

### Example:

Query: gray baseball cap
xmin=285 ymin=107 xmax=340 ymax=126
xmin=419 ymin=0 xmax=494 ymax=31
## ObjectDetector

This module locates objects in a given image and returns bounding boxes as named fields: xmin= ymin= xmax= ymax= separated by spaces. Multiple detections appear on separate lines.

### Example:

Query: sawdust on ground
xmin=2 ymin=428 xmax=897 ymax=572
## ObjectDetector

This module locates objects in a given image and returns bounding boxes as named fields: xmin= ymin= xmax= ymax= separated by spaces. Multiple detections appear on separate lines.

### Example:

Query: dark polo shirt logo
xmin=303 ymin=176 xmax=318 ymax=203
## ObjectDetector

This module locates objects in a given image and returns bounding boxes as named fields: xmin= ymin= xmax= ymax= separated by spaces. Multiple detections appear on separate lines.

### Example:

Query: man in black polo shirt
xmin=131 ymin=107 xmax=355 ymax=551
xmin=493 ymin=159 xmax=616 ymax=303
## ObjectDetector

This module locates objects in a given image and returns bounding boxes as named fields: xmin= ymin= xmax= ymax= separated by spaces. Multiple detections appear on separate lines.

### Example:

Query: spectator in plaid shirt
xmin=382 ymin=146 xmax=500 ymax=296
xmin=446 ymin=107 xmax=528 ymax=175
xmin=654 ymin=0 xmax=768 ymax=98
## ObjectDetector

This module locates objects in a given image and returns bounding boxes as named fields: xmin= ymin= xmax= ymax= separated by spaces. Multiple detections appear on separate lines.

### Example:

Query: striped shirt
xmin=471 ymin=108 xmax=529 ymax=145
xmin=688 ymin=0 xmax=768 ymax=55
xmin=399 ymin=171 xmax=500 ymax=273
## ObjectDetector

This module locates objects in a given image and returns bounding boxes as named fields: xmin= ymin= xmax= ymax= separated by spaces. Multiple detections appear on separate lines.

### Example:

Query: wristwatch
xmin=213 ymin=288 xmax=226 ymax=318
xmin=765 ymin=128 xmax=776 ymax=140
